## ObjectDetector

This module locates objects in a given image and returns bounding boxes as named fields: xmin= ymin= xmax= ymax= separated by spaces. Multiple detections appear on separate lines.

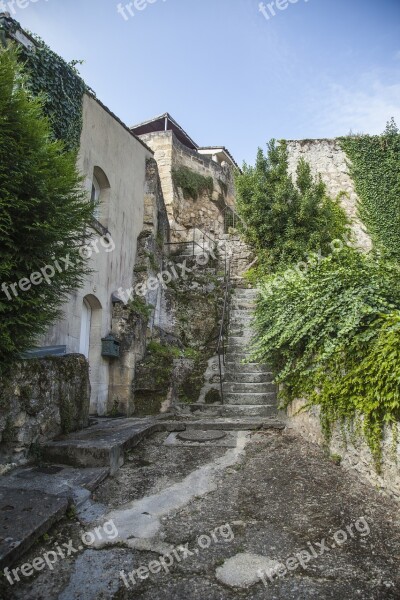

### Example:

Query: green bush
xmin=235 ymin=140 xmax=349 ymax=274
xmin=0 ymin=48 xmax=93 ymax=373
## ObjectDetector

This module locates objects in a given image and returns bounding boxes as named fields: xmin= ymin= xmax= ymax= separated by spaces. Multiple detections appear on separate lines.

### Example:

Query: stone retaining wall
xmin=0 ymin=355 xmax=90 ymax=469
xmin=287 ymin=399 xmax=400 ymax=502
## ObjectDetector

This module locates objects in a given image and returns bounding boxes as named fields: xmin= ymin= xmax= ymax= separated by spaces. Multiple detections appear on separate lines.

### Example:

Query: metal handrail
xmin=164 ymin=227 xmax=217 ymax=258
xmin=216 ymin=257 xmax=232 ymax=404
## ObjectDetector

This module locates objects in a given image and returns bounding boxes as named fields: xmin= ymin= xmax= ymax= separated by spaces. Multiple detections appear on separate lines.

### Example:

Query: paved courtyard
xmin=4 ymin=428 xmax=400 ymax=600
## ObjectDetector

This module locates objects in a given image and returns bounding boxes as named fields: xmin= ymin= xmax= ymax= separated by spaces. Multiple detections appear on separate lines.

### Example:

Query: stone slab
xmin=216 ymin=552 xmax=283 ymax=589
xmin=42 ymin=418 xmax=165 ymax=474
xmin=0 ymin=487 xmax=68 ymax=569
xmin=0 ymin=465 xmax=109 ymax=507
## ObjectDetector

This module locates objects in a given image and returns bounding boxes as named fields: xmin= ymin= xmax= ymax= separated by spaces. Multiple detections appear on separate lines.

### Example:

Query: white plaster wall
xmin=41 ymin=95 xmax=152 ymax=414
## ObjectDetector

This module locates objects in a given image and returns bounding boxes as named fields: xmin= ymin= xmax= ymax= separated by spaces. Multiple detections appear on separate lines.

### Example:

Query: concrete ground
xmin=3 ymin=428 xmax=400 ymax=600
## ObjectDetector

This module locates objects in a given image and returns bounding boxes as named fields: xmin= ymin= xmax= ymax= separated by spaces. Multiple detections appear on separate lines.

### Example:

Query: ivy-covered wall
xmin=339 ymin=121 xmax=400 ymax=259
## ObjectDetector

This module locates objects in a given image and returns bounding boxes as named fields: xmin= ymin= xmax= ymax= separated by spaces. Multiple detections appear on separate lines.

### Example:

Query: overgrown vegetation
xmin=339 ymin=119 xmax=400 ymax=260
xmin=172 ymin=166 xmax=214 ymax=200
xmin=235 ymin=140 xmax=349 ymax=275
xmin=245 ymin=126 xmax=400 ymax=468
xmin=252 ymin=249 xmax=400 ymax=468
xmin=0 ymin=48 xmax=93 ymax=374
xmin=1 ymin=19 xmax=87 ymax=150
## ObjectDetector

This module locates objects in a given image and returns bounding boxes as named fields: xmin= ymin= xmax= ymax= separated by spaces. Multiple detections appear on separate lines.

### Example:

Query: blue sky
xmin=9 ymin=0 xmax=400 ymax=165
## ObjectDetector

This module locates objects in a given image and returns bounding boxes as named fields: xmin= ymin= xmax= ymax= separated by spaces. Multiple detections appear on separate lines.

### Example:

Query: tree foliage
xmin=0 ymin=48 xmax=93 ymax=373
xmin=235 ymin=140 xmax=349 ymax=273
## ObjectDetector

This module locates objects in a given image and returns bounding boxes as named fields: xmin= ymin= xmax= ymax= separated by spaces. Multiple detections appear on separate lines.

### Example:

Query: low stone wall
xmin=287 ymin=399 xmax=400 ymax=502
xmin=0 ymin=355 xmax=90 ymax=468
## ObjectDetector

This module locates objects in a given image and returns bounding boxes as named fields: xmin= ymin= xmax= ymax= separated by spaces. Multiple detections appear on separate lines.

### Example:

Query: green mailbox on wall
xmin=101 ymin=333 xmax=120 ymax=358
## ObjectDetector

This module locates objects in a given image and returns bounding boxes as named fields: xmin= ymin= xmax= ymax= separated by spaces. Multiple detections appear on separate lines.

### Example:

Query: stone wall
xmin=108 ymin=158 xmax=169 ymax=416
xmin=138 ymin=130 xmax=236 ymax=237
xmin=286 ymin=139 xmax=372 ymax=251
xmin=0 ymin=355 xmax=90 ymax=469
xmin=287 ymin=400 xmax=400 ymax=502
xmin=133 ymin=257 xmax=224 ymax=416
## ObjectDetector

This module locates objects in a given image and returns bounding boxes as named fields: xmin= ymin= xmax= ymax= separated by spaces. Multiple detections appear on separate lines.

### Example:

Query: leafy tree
xmin=0 ymin=48 xmax=93 ymax=374
xmin=235 ymin=140 xmax=349 ymax=274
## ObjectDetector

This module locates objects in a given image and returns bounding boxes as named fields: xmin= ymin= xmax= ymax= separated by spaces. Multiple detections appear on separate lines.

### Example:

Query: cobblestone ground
xmin=4 ymin=429 xmax=400 ymax=600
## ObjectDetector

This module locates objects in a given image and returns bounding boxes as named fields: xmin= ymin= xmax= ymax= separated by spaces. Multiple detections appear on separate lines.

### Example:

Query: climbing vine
xmin=339 ymin=119 xmax=400 ymax=259
xmin=1 ymin=18 xmax=87 ymax=149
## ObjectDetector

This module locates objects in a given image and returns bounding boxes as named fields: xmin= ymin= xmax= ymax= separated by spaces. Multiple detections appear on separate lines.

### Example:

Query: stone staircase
xmin=221 ymin=287 xmax=279 ymax=418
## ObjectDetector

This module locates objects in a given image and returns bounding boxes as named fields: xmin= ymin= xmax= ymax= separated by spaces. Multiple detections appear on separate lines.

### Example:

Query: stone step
xmin=228 ymin=337 xmax=255 ymax=349
xmin=231 ymin=301 xmax=256 ymax=311
xmin=225 ymin=392 xmax=277 ymax=406
xmin=224 ymin=372 xmax=274 ymax=384
xmin=181 ymin=418 xmax=285 ymax=431
xmin=228 ymin=331 xmax=253 ymax=339
xmin=225 ymin=362 xmax=271 ymax=373
xmin=0 ymin=488 xmax=68 ymax=570
xmin=233 ymin=289 xmax=258 ymax=297
xmin=230 ymin=310 xmax=255 ymax=319
xmin=225 ymin=353 xmax=255 ymax=361
xmin=42 ymin=418 xmax=165 ymax=474
xmin=221 ymin=405 xmax=278 ymax=418
xmin=223 ymin=382 xmax=276 ymax=394
xmin=228 ymin=331 xmax=254 ymax=339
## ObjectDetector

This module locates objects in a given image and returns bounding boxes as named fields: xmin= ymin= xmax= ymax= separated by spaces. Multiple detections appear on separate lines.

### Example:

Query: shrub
xmin=235 ymin=140 xmax=349 ymax=273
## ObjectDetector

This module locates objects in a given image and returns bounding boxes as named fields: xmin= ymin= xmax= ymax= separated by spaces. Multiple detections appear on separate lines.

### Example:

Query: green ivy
xmin=172 ymin=167 xmax=214 ymax=200
xmin=339 ymin=120 xmax=400 ymax=259
xmin=252 ymin=248 xmax=400 ymax=468
xmin=1 ymin=19 xmax=87 ymax=149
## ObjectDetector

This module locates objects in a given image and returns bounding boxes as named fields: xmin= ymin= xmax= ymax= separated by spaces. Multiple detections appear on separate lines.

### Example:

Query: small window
xmin=91 ymin=175 xmax=101 ymax=219
xmin=90 ymin=167 xmax=110 ymax=223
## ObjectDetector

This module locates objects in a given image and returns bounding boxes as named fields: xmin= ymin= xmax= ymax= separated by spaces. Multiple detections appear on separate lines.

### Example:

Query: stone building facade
xmin=40 ymin=95 xmax=157 ymax=416
xmin=131 ymin=113 xmax=238 ymax=240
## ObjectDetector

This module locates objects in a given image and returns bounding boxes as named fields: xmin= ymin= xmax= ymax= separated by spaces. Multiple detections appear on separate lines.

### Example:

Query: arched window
xmin=90 ymin=167 xmax=111 ymax=224
xmin=79 ymin=299 xmax=92 ymax=358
